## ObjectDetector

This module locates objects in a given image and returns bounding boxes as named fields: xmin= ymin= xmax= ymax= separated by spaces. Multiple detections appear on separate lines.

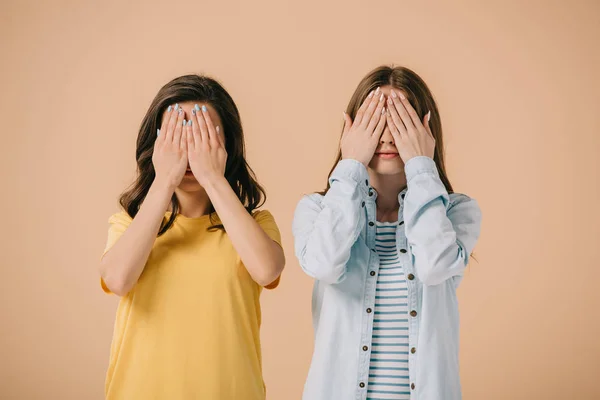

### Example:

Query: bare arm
xmin=187 ymin=105 xmax=285 ymax=287
xmin=99 ymin=104 xmax=187 ymax=296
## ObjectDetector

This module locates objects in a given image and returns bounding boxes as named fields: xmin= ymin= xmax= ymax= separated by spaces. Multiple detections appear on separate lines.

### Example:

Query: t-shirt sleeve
xmin=253 ymin=209 xmax=283 ymax=289
xmin=100 ymin=211 xmax=133 ymax=294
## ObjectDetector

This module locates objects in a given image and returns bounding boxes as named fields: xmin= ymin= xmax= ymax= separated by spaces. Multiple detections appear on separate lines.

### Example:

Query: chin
xmin=368 ymin=159 xmax=405 ymax=175
xmin=177 ymin=178 xmax=204 ymax=192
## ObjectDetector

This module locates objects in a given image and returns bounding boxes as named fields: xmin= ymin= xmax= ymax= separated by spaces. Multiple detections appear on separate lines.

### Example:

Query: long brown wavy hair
xmin=119 ymin=74 xmax=266 ymax=235
xmin=320 ymin=65 xmax=454 ymax=195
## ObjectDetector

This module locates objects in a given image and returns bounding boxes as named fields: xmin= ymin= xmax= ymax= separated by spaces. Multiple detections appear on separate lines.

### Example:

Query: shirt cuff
xmin=404 ymin=156 xmax=439 ymax=183
xmin=329 ymin=159 xmax=370 ymax=188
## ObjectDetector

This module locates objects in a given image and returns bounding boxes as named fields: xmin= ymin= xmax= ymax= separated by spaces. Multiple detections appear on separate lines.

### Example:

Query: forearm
xmin=99 ymin=179 xmax=174 ymax=295
xmin=204 ymin=176 xmax=284 ymax=286
xmin=292 ymin=159 xmax=367 ymax=284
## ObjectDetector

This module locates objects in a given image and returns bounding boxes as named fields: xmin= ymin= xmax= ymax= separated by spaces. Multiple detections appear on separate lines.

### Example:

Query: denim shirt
xmin=292 ymin=156 xmax=482 ymax=400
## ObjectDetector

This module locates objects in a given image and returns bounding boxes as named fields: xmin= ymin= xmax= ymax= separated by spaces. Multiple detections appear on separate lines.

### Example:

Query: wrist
xmin=201 ymin=174 xmax=228 ymax=193
xmin=151 ymin=176 xmax=178 ymax=197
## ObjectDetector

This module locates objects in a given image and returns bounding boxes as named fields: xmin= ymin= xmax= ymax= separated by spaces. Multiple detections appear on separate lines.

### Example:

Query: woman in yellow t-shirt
xmin=98 ymin=75 xmax=285 ymax=400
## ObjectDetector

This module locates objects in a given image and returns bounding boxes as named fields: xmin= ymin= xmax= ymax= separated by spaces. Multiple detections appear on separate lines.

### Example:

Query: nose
xmin=380 ymin=125 xmax=395 ymax=144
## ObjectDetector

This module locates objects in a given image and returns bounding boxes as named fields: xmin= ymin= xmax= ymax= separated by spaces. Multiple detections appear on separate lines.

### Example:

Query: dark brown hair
xmin=119 ymin=74 xmax=265 ymax=235
xmin=320 ymin=65 xmax=454 ymax=195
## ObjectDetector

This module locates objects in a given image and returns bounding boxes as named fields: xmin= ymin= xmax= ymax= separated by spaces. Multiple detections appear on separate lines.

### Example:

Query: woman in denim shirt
xmin=292 ymin=66 xmax=482 ymax=400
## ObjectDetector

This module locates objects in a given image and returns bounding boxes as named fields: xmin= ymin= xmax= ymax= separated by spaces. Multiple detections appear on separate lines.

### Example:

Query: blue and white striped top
xmin=367 ymin=221 xmax=410 ymax=400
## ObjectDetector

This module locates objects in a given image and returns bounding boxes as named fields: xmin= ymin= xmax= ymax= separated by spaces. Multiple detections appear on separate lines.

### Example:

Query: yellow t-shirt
xmin=101 ymin=209 xmax=282 ymax=400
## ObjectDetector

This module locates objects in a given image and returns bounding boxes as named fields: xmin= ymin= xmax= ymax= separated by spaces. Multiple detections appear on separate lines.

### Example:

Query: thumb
xmin=342 ymin=111 xmax=352 ymax=138
xmin=423 ymin=111 xmax=433 ymax=137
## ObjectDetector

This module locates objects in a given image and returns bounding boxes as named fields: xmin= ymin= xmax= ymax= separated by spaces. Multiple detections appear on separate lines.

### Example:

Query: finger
xmin=164 ymin=104 xmax=179 ymax=143
xmin=165 ymin=106 xmax=184 ymax=143
xmin=173 ymin=109 xmax=185 ymax=145
xmin=341 ymin=112 xmax=352 ymax=139
xmin=202 ymin=106 xmax=219 ymax=148
xmin=195 ymin=104 xmax=210 ymax=144
xmin=215 ymin=125 xmax=225 ymax=149
xmin=191 ymin=106 xmax=202 ymax=149
xmin=387 ymin=96 xmax=407 ymax=137
xmin=360 ymin=88 xmax=384 ymax=128
xmin=423 ymin=111 xmax=434 ymax=138
xmin=372 ymin=109 xmax=387 ymax=138
xmin=354 ymin=89 xmax=375 ymax=126
xmin=390 ymin=90 xmax=416 ymax=133
xmin=399 ymin=92 xmax=423 ymax=129
xmin=367 ymin=95 xmax=386 ymax=133
xmin=181 ymin=125 xmax=189 ymax=151
xmin=386 ymin=113 xmax=403 ymax=144
xmin=187 ymin=119 xmax=196 ymax=151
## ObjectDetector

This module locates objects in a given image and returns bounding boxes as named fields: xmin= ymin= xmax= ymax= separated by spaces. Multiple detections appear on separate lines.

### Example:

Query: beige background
xmin=1 ymin=0 xmax=599 ymax=399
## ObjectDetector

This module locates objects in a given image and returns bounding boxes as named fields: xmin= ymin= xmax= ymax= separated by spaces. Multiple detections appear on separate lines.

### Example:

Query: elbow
xmin=99 ymin=261 xmax=133 ymax=297
xmin=299 ymin=259 xmax=345 ymax=285
xmin=414 ymin=252 xmax=468 ymax=287
xmin=253 ymin=255 xmax=286 ymax=287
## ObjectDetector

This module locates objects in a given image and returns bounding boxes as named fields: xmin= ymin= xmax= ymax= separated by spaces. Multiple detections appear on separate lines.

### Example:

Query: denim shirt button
xmin=411 ymin=383 xmax=415 ymax=390
xmin=407 ymin=273 xmax=415 ymax=280
xmin=365 ymin=180 xmax=369 ymax=186
xmin=400 ymin=249 xmax=407 ymax=253
xmin=411 ymin=347 xmax=416 ymax=354
xmin=401 ymin=193 xmax=405 ymax=199
xmin=369 ymin=221 xmax=374 ymax=226
xmin=366 ymin=308 xmax=372 ymax=313
xmin=362 ymin=346 xmax=368 ymax=351
xmin=359 ymin=382 xmax=365 ymax=388
xmin=410 ymin=310 xmax=417 ymax=317
xmin=361 ymin=201 xmax=365 ymax=208
xmin=399 ymin=221 xmax=404 ymax=226
xmin=370 ymin=271 xmax=376 ymax=276
xmin=369 ymin=190 xmax=373 ymax=196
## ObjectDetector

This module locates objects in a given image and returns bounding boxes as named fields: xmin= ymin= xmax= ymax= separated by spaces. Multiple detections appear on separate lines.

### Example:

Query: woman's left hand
xmin=386 ymin=90 xmax=435 ymax=163
xmin=187 ymin=105 xmax=227 ymax=187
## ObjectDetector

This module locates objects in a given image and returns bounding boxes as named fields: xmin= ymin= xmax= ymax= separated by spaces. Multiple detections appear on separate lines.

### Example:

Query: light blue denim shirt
xmin=292 ymin=156 xmax=482 ymax=400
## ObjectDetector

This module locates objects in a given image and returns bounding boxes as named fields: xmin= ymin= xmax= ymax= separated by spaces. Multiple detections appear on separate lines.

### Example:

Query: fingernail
xmin=183 ymin=119 xmax=186 ymax=126
xmin=216 ymin=126 xmax=220 ymax=133
xmin=202 ymin=105 xmax=207 ymax=112
xmin=157 ymin=128 xmax=160 ymax=136
xmin=399 ymin=92 xmax=406 ymax=100
xmin=192 ymin=108 xmax=196 ymax=115
xmin=427 ymin=111 xmax=431 ymax=122
xmin=175 ymin=103 xmax=179 ymax=110
xmin=167 ymin=105 xmax=172 ymax=112
xmin=387 ymin=97 xmax=393 ymax=104
xmin=382 ymin=107 xmax=386 ymax=115
xmin=368 ymin=90 xmax=374 ymax=98
xmin=391 ymin=91 xmax=397 ymax=98
xmin=375 ymin=87 xmax=380 ymax=94
xmin=194 ymin=104 xmax=200 ymax=111
xmin=379 ymin=93 xmax=384 ymax=101
xmin=187 ymin=120 xmax=192 ymax=126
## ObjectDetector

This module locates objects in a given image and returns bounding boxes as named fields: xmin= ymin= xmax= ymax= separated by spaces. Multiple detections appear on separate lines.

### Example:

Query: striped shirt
xmin=367 ymin=221 xmax=410 ymax=400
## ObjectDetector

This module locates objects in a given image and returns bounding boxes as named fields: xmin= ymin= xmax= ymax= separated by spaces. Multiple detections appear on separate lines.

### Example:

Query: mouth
xmin=375 ymin=152 xmax=399 ymax=159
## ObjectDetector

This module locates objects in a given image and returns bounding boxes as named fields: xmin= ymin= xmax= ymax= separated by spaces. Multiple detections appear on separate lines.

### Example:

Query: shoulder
xmin=251 ymin=209 xmax=279 ymax=226
xmin=107 ymin=209 xmax=133 ymax=226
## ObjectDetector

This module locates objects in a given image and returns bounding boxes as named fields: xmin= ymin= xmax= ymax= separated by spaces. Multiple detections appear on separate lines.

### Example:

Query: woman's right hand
xmin=152 ymin=104 xmax=188 ymax=189
xmin=341 ymin=88 xmax=387 ymax=166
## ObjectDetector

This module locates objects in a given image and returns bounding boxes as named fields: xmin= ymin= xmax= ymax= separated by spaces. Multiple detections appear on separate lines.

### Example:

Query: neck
xmin=369 ymin=170 xmax=407 ymax=222
xmin=172 ymin=187 xmax=212 ymax=218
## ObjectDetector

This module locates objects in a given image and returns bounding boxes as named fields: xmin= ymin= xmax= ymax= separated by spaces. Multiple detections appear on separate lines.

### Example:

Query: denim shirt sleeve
xmin=403 ymin=156 xmax=482 ymax=286
xmin=292 ymin=159 xmax=368 ymax=284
